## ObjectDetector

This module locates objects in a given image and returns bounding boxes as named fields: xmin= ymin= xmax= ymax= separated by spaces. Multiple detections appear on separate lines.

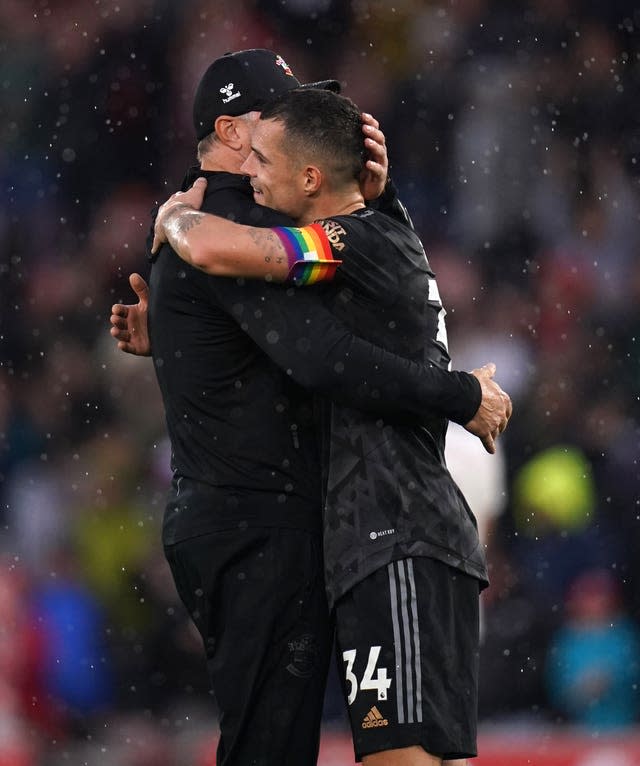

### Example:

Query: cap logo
xmin=220 ymin=82 xmax=241 ymax=104
xmin=275 ymin=55 xmax=294 ymax=77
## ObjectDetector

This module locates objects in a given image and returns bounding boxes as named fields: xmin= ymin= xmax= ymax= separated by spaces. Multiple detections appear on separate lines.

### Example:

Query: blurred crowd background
xmin=1 ymin=0 xmax=639 ymax=764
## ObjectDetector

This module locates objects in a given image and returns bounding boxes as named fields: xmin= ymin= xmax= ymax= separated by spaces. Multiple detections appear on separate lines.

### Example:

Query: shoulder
xmin=315 ymin=209 xmax=420 ymax=264
xmin=316 ymin=210 xmax=431 ymax=289
xmin=316 ymin=208 xmax=418 ymax=249
xmin=312 ymin=210 xmax=375 ymax=252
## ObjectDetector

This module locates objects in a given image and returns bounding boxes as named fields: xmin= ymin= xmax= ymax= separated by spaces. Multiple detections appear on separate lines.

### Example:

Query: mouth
xmin=251 ymin=185 xmax=264 ymax=201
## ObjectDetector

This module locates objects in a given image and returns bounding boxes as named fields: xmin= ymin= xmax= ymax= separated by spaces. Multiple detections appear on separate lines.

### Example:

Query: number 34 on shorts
xmin=343 ymin=646 xmax=392 ymax=704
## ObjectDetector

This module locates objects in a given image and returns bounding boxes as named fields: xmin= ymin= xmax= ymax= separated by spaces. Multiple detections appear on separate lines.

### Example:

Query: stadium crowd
xmin=1 ymin=0 xmax=639 ymax=763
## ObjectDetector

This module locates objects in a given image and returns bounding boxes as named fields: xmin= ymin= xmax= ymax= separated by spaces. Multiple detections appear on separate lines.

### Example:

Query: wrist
xmin=162 ymin=202 xmax=195 ymax=232
xmin=162 ymin=204 xmax=202 ymax=261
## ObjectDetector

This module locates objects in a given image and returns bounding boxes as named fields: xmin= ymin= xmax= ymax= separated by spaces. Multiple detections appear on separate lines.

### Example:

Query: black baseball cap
xmin=193 ymin=48 xmax=341 ymax=140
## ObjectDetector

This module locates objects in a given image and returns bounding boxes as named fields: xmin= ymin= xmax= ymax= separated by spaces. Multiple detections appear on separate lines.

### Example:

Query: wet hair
xmin=260 ymin=88 xmax=366 ymax=189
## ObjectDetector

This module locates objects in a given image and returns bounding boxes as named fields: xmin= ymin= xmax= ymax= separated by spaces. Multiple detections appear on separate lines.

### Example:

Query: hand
xmin=464 ymin=363 xmax=513 ymax=454
xmin=360 ymin=112 xmax=388 ymax=201
xmin=110 ymin=273 xmax=151 ymax=356
xmin=151 ymin=177 xmax=208 ymax=254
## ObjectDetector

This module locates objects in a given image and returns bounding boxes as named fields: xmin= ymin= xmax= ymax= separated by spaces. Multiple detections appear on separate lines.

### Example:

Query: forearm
xmin=161 ymin=204 xmax=289 ymax=280
xmin=161 ymin=203 xmax=204 ymax=266
xmin=217 ymin=280 xmax=481 ymax=423
xmin=296 ymin=332 xmax=482 ymax=424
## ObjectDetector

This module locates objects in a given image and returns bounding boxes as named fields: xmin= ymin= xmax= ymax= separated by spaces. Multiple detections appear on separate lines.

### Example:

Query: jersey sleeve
xmin=208 ymin=277 xmax=481 ymax=425
xmin=272 ymin=223 xmax=342 ymax=285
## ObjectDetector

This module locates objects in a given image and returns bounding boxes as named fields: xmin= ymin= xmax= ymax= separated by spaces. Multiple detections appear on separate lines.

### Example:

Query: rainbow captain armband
xmin=272 ymin=223 xmax=342 ymax=285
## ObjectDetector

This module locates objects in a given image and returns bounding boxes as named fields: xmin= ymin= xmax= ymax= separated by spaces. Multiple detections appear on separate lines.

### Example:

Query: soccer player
xmin=113 ymin=51 xmax=510 ymax=766
xmin=152 ymin=87 xmax=512 ymax=765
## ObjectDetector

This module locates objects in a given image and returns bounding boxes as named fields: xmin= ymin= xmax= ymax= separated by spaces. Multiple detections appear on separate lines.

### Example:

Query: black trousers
xmin=165 ymin=526 xmax=333 ymax=766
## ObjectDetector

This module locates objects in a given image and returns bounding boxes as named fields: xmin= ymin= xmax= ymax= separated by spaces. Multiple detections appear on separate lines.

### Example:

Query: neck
xmin=297 ymin=189 xmax=366 ymax=225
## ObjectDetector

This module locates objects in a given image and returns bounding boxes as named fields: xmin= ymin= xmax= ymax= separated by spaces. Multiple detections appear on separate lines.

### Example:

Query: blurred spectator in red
xmin=0 ymin=559 xmax=47 ymax=762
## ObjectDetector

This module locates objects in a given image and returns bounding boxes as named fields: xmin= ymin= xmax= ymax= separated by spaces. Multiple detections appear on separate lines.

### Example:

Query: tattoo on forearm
xmin=165 ymin=204 xmax=205 ymax=234
xmin=247 ymin=228 xmax=285 ymax=265
xmin=176 ymin=210 xmax=205 ymax=234
xmin=162 ymin=204 xmax=205 ymax=259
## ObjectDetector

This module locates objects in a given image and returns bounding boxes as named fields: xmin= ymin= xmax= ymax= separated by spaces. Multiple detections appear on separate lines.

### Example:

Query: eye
xmin=248 ymin=150 xmax=265 ymax=166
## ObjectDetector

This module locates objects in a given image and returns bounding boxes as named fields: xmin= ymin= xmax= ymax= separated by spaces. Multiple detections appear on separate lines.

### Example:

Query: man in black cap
xmin=192 ymin=48 xmax=340 ymax=142
xmin=111 ymin=49 xmax=509 ymax=766
xmin=150 ymin=86 xmax=513 ymax=766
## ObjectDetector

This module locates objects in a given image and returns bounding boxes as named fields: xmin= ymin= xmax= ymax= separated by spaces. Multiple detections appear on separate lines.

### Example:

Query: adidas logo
xmin=362 ymin=705 xmax=389 ymax=729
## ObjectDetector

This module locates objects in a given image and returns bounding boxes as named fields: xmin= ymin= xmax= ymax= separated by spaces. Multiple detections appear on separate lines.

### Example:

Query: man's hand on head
xmin=464 ymin=363 xmax=513 ymax=454
xmin=360 ymin=113 xmax=388 ymax=201
xmin=110 ymin=273 xmax=151 ymax=356
xmin=152 ymin=177 xmax=208 ymax=254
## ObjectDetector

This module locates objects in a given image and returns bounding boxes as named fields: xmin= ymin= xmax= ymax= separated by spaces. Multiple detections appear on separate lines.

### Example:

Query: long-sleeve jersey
xmin=148 ymin=170 xmax=482 ymax=549
xmin=274 ymin=208 xmax=490 ymax=605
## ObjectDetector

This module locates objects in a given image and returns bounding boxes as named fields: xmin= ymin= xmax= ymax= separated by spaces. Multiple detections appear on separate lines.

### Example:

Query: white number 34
xmin=342 ymin=646 xmax=392 ymax=705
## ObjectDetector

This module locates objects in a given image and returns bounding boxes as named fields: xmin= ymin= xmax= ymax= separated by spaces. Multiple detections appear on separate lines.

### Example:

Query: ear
xmin=302 ymin=165 xmax=322 ymax=196
xmin=214 ymin=116 xmax=243 ymax=149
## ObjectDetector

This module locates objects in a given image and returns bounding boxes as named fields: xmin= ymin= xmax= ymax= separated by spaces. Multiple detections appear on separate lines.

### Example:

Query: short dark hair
xmin=260 ymin=88 xmax=366 ymax=189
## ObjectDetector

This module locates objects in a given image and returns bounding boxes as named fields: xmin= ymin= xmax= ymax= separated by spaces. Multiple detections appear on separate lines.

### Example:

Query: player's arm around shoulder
xmin=151 ymin=177 xmax=341 ymax=285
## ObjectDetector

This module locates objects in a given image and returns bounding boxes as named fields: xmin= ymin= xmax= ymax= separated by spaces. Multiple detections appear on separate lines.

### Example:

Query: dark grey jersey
xmin=314 ymin=209 xmax=489 ymax=607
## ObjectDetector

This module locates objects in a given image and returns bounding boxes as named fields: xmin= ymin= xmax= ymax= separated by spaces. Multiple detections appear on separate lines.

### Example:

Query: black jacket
xmin=148 ymin=170 xmax=480 ymax=546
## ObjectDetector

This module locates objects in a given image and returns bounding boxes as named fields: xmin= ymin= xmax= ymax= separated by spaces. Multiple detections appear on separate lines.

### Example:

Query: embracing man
xmin=150 ymin=87 xmax=512 ymax=765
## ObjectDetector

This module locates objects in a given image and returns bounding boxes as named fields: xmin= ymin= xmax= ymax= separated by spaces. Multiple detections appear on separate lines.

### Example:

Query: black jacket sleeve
xmin=209 ymin=277 xmax=481 ymax=425
xmin=367 ymin=177 xmax=415 ymax=230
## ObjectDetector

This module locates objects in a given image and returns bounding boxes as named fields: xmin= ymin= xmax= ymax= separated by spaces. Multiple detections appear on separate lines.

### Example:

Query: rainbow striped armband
xmin=272 ymin=223 xmax=342 ymax=285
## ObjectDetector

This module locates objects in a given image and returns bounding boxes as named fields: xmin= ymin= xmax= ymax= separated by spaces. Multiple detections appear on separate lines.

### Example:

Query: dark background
xmin=1 ymin=1 xmax=639 ymax=764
